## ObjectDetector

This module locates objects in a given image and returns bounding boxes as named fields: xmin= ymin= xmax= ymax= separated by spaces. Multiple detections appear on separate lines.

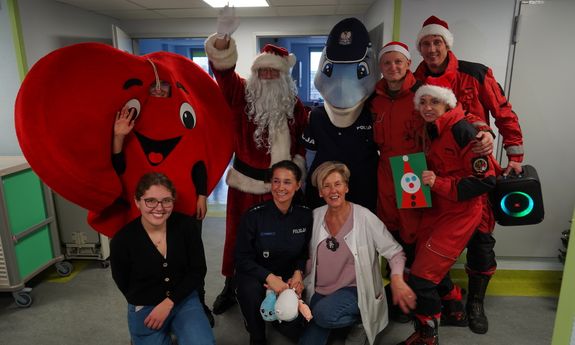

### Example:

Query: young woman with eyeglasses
xmin=299 ymin=161 xmax=415 ymax=345
xmin=110 ymin=172 xmax=214 ymax=345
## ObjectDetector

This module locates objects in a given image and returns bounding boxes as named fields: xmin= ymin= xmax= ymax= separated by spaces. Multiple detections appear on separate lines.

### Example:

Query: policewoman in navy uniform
xmin=235 ymin=160 xmax=313 ymax=345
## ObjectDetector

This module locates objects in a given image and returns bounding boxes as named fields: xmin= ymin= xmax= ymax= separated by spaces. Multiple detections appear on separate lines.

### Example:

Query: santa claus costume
xmin=205 ymin=34 xmax=308 ymax=314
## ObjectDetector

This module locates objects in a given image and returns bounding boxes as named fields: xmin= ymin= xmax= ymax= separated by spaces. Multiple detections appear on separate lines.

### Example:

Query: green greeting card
xmin=389 ymin=152 xmax=432 ymax=209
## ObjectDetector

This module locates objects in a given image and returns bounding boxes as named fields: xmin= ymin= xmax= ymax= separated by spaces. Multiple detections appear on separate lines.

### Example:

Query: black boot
xmin=466 ymin=274 xmax=490 ymax=334
xmin=440 ymin=299 xmax=468 ymax=327
xmin=212 ymin=276 xmax=237 ymax=315
xmin=198 ymin=285 xmax=215 ymax=328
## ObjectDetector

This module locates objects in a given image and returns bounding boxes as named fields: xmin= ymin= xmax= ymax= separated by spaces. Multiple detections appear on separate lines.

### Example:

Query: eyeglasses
xmin=143 ymin=198 xmax=175 ymax=208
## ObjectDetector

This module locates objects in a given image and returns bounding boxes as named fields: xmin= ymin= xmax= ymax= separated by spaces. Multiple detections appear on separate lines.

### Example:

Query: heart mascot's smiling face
xmin=15 ymin=43 xmax=235 ymax=236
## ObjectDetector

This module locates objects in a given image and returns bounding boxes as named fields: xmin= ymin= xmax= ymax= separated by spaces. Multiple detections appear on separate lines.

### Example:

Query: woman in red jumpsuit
xmin=398 ymin=76 xmax=496 ymax=345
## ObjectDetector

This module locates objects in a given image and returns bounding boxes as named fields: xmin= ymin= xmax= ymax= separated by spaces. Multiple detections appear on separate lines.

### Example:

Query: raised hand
xmin=114 ymin=105 xmax=136 ymax=137
xmin=216 ymin=5 xmax=240 ymax=37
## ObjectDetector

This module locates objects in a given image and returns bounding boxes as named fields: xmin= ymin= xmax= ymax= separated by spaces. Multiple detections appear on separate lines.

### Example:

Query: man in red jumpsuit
xmin=398 ymin=78 xmax=496 ymax=345
xmin=370 ymin=42 xmax=424 ymax=323
xmin=371 ymin=41 xmax=425 ymax=247
xmin=205 ymin=9 xmax=307 ymax=314
xmin=413 ymin=15 xmax=524 ymax=334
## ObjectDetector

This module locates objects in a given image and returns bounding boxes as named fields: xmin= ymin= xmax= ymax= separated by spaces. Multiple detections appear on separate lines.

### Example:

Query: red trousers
xmin=411 ymin=198 xmax=483 ymax=284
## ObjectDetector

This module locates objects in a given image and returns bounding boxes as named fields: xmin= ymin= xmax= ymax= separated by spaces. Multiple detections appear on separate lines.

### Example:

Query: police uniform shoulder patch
xmin=295 ymin=204 xmax=311 ymax=210
xmin=472 ymin=157 xmax=489 ymax=176
xmin=248 ymin=203 xmax=266 ymax=213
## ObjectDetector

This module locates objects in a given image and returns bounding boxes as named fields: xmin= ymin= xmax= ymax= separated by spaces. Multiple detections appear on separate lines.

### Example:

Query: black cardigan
xmin=110 ymin=212 xmax=206 ymax=306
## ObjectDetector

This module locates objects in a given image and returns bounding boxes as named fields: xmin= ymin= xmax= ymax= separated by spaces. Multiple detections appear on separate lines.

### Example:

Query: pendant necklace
xmin=150 ymin=231 xmax=165 ymax=248
xmin=324 ymin=203 xmax=350 ymax=252
xmin=326 ymin=236 xmax=339 ymax=252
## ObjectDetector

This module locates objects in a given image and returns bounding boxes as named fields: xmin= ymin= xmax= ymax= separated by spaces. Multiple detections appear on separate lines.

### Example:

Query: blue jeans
xmin=128 ymin=290 xmax=215 ymax=345
xmin=298 ymin=287 xmax=360 ymax=345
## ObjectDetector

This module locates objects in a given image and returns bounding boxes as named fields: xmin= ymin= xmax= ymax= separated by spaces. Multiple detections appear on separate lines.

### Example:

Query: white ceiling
xmin=55 ymin=0 xmax=376 ymax=20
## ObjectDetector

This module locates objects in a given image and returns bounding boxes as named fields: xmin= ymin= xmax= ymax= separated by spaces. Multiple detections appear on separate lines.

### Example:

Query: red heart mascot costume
xmin=15 ymin=42 xmax=234 ymax=237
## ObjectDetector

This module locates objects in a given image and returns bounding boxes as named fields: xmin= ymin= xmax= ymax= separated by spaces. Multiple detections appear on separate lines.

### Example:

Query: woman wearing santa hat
xmin=398 ymin=76 xmax=497 ymax=345
xmin=414 ymin=16 xmax=524 ymax=334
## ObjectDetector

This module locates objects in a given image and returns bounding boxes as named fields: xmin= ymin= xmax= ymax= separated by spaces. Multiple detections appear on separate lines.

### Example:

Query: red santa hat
xmin=416 ymin=15 xmax=454 ymax=52
xmin=251 ymin=44 xmax=296 ymax=74
xmin=414 ymin=75 xmax=457 ymax=109
xmin=403 ymin=155 xmax=414 ymax=174
xmin=378 ymin=41 xmax=411 ymax=62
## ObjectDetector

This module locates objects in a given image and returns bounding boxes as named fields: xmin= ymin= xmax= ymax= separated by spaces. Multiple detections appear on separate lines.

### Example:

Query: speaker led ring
xmin=500 ymin=191 xmax=534 ymax=217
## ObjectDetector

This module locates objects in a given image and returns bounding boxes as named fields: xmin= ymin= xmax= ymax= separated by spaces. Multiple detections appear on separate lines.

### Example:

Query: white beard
xmin=245 ymin=73 xmax=297 ymax=152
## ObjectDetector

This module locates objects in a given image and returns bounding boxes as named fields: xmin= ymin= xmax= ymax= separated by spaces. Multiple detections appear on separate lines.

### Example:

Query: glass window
xmin=309 ymin=49 xmax=322 ymax=101
xmin=191 ymin=50 xmax=212 ymax=77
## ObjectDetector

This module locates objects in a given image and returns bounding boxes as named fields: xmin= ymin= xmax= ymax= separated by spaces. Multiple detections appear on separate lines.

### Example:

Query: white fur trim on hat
xmin=414 ymin=85 xmax=457 ymax=109
xmin=251 ymin=52 xmax=296 ymax=74
xmin=378 ymin=43 xmax=411 ymax=62
xmin=416 ymin=24 xmax=454 ymax=52
xmin=204 ymin=33 xmax=238 ymax=71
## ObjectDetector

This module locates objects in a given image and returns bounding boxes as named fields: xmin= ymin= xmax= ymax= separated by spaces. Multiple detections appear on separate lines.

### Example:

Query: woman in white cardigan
xmin=300 ymin=161 xmax=415 ymax=345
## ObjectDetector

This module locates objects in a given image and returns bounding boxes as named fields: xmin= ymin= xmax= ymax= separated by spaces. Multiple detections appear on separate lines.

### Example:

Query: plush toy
xmin=260 ymin=289 xmax=278 ymax=321
xmin=260 ymin=288 xmax=313 ymax=322
xmin=15 ymin=43 xmax=235 ymax=236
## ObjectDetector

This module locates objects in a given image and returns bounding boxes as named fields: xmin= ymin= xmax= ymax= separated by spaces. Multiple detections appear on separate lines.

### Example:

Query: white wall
xmin=0 ymin=0 xmax=119 ymax=155
xmin=355 ymin=0 xmax=516 ymax=86
xmin=362 ymin=0 xmax=516 ymax=83
xmin=0 ymin=0 xmax=22 ymax=155
xmin=17 ymin=0 xmax=119 ymax=67
xmin=399 ymin=0 xmax=515 ymax=83
xmin=120 ymin=15 xmax=353 ymax=79
xmin=364 ymin=0 xmax=394 ymax=47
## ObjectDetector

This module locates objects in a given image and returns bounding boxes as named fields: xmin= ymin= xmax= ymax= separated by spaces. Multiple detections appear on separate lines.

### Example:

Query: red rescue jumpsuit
xmin=411 ymin=104 xmax=496 ymax=284
xmin=415 ymin=51 xmax=522 ymax=276
xmin=370 ymin=71 xmax=425 ymax=245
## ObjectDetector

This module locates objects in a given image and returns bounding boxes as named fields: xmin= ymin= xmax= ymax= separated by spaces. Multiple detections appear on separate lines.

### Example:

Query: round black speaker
xmin=500 ymin=191 xmax=534 ymax=218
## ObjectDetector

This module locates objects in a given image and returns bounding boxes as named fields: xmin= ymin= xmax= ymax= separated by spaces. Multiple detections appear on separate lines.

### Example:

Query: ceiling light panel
xmin=202 ymin=0 xmax=269 ymax=8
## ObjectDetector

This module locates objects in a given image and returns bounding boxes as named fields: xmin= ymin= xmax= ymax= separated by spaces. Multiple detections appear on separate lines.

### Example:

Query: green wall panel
xmin=3 ymin=169 xmax=47 ymax=235
xmin=552 ymin=208 xmax=575 ymax=345
xmin=14 ymin=225 xmax=54 ymax=278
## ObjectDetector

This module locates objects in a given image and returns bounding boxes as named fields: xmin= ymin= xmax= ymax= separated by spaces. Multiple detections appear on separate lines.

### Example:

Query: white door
xmin=494 ymin=0 xmax=575 ymax=258
xmin=112 ymin=24 xmax=135 ymax=54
